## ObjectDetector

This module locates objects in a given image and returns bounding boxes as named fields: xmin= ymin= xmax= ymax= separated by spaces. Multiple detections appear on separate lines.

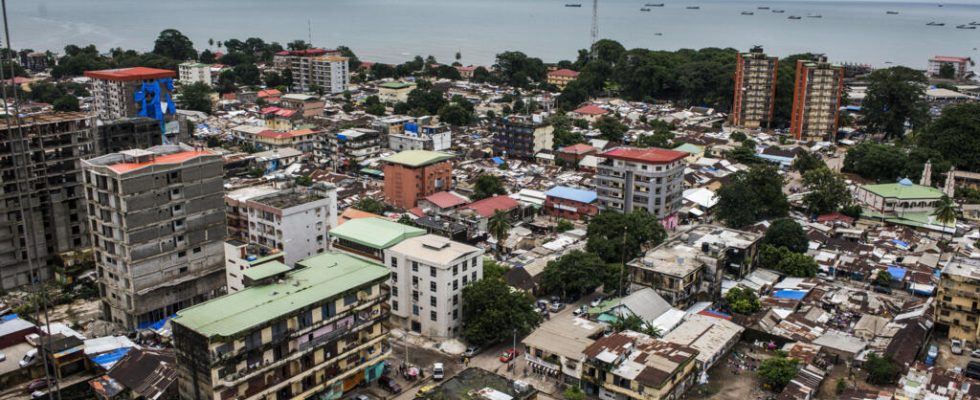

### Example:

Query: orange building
xmin=732 ymin=46 xmax=778 ymax=129
xmin=547 ymin=68 xmax=580 ymax=88
xmin=790 ymin=57 xmax=844 ymax=142
xmin=382 ymin=150 xmax=455 ymax=209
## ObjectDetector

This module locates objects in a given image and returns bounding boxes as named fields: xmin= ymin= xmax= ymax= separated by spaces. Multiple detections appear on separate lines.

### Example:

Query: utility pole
xmin=590 ymin=0 xmax=599 ymax=58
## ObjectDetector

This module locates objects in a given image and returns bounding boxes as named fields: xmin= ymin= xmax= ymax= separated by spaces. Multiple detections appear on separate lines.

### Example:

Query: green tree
xmin=938 ymin=63 xmax=956 ymax=80
xmin=352 ymin=198 xmax=388 ymax=214
xmin=917 ymin=103 xmax=980 ymax=172
xmin=864 ymin=354 xmax=898 ymax=385
xmin=52 ymin=95 xmax=79 ymax=112
xmin=563 ymin=386 xmax=586 ymax=400
xmin=363 ymin=95 xmax=386 ymax=116
xmin=438 ymin=96 xmax=474 ymax=125
xmin=471 ymin=66 xmax=494 ymax=83
xmin=199 ymin=49 xmax=216 ymax=64
xmin=556 ymin=219 xmax=574 ymax=232
xmin=233 ymin=63 xmax=261 ymax=86
xmin=758 ymin=355 xmax=800 ymax=391
xmin=462 ymin=278 xmax=541 ymax=345
xmin=874 ymin=270 xmax=893 ymax=287
xmin=336 ymin=45 xmax=362 ymax=70
xmin=724 ymin=287 xmax=761 ymax=314
xmin=792 ymin=150 xmax=823 ymax=173
xmin=730 ymin=131 xmax=748 ymax=142
xmin=586 ymin=210 xmax=667 ymax=263
xmin=609 ymin=313 xmax=662 ymax=337
xmin=862 ymin=67 xmax=930 ymax=139
xmin=488 ymin=210 xmax=512 ymax=254
xmin=483 ymin=259 xmax=509 ymax=282
xmin=472 ymin=174 xmax=507 ymax=200
xmin=396 ymin=214 xmax=416 ymax=227
xmin=152 ymin=29 xmax=197 ymax=61
xmin=759 ymin=244 xmax=819 ymax=277
xmin=494 ymin=51 xmax=547 ymax=88
xmin=179 ymin=82 xmax=213 ymax=114
xmin=842 ymin=142 xmax=907 ymax=182
xmin=539 ymin=251 xmax=607 ymax=299
xmin=728 ymin=142 xmax=759 ymax=164
xmin=716 ymin=165 xmax=788 ymax=228
xmin=802 ymin=167 xmax=852 ymax=215
xmin=262 ymin=71 xmax=284 ymax=88
xmin=932 ymin=195 xmax=957 ymax=240
xmin=294 ymin=176 xmax=313 ymax=186
xmin=763 ymin=219 xmax=809 ymax=254
xmin=286 ymin=40 xmax=310 ymax=51
xmin=595 ymin=116 xmax=627 ymax=142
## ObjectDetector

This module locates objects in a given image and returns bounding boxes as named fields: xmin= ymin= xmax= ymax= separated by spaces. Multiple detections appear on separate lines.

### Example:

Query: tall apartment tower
xmin=83 ymin=67 xmax=177 ymax=122
xmin=0 ymin=113 xmax=94 ymax=289
xmin=790 ymin=56 xmax=845 ymax=142
xmin=732 ymin=46 xmax=779 ymax=129
xmin=82 ymin=144 xmax=227 ymax=329
xmin=273 ymin=49 xmax=350 ymax=94
xmin=594 ymin=147 xmax=687 ymax=228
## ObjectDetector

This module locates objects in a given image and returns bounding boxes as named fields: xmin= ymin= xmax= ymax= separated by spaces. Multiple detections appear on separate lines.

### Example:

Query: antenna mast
xmin=590 ymin=0 xmax=599 ymax=58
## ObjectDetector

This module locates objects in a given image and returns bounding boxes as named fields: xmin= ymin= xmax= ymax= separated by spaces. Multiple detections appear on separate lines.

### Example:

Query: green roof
xmin=330 ymin=217 xmax=426 ymax=249
xmin=673 ymin=143 xmax=704 ymax=155
xmin=383 ymin=150 xmax=454 ymax=167
xmin=379 ymin=81 xmax=415 ymax=89
xmin=241 ymin=261 xmax=292 ymax=281
xmin=862 ymin=183 xmax=944 ymax=200
xmin=173 ymin=252 xmax=387 ymax=338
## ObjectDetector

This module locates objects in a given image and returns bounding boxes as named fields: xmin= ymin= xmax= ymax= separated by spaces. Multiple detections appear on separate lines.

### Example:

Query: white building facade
xmin=178 ymin=63 xmax=211 ymax=86
xmin=245 ymin=185 xmax=338 ymax=266
xmin=385 ymin=235 xmax=483 ymax=338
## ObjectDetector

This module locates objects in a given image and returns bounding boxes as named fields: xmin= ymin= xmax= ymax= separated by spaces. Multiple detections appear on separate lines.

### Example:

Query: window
xmin=344 ymin=293 xmax=357 ymax=305
xmin=430 ymin=296 xmax=437 ymax=307
xmin=392 ymin=286 xmax=399 ymax=297
xmin=245 ymin=331 xmax=262 ymax=350
xmin=391 ymin=272 xmax=398 ymax=283
xmin=453 ymin=265 xmax=458 ymax=276
xmin=322 ymin=302 xmax=336 ymax=319
xmin=193 ymin=247 xmax=201 ymax=254
xmin=272 ymin=321 xmax=287 ymax=339
xmin=430 ymin=282 xmax=437 ymax=292
xmin=391 ymin=257 xmax=398 ymax=268
xmin=430 ymin=266 xmax=437 ymax=278
xmin=453 ymin=309 xmax=458 ymax=320
xmin=412 ymin=261 xmax=418 ymax=272
xmin=471 ymin=271 xmax=477 ymax=281
xmin=462 ymin=276 xmax=468 ymax=285
xmin=463 ymin=260 xmax=468 ymax=272
xmin=413 ymin=304 xmax=419 ymax=316
xmin=392 ymin=300 xmax=399 ymax=311
xmin=453 ymin=280 xmax=459 ymax=290
xmin=298 ymin=310 xmax=313 ymax=328
xmin=453 ymin=294 xmax=459 ymax=305
xmin=177 ymin=251 xmax=186 ymax=258
xmin=430 ymin=311 xmax=437 ymax=321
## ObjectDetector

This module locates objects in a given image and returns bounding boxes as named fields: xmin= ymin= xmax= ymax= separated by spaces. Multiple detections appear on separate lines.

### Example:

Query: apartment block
xmin=330 ymin=217 xmax=426 ymax=261
xmin=628 ymin=225 xmax=761 ymax=308
xmin=582 ymin=331 xmax=699 ymax=400
xmin=245 ymin=185 xmax=338 ymax=266
xmin=224 ymin=240 xmax=285 ymax=292
xmin=84 ymin=67 xmax=177 ymax=121
xmin=594 ymin=147 xmax=686 ymax=225
xmin=387 ymin=123 xmax=452 ymax=152
xmin=386 ymin=234 xmax=483 ymax=338
xmin=937 ymin=257 xmax=980 ymax=348
xmin=0 ymin=112 xmax=94 ymax=289
xmin=732 ymin=46 xmax=778 ymax=129
xmin=224 ymin=185 xmax=280 ymax=242
xmin=172 ymin=252 xmax=391 ymax=400
xmin=490 ymin=115 xmax=554 ymax=160
xmin=928 ymin=56 xmax=973 ymax=80
xmin=547 ymin=68 xmax=580 ymax=89
xmin=94 ymin=117 xmax=162 ymax=156
xmin=329 ymin=128 xmax=382 ymax=171
xmin=281 ymin=94 xmax=326 ymax=119
xmin=273 ymin=49 xmax=349 ymax=94
xmin=790 ymin=57 xmax=845 ymax=142
xmin=382 ymin=150 xmax=454 ymax=209
xmin=179 ymin=62 xmax=212 ymax=86
xmin=82 ymin=144 xmax=226 ymax=329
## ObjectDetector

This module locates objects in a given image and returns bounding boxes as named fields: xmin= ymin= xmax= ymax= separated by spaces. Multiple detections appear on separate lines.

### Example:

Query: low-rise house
xmin=522 ymin=312 xmax=604 ymax=384
xmin=281 ymin=93 xmax=326 ymax=119
xmin=570 ymin=104 xmax=609 ymax=122
xmin=224 ymin=240 xmax=286 ymax=292
xmin=547 ymin=68 xmax=580 ymax=89
xmin=556 ymin=143 xmax=596 ymax=166
xmin=581 ymin=331 xmax=699 ymax=400
xmin=661 ymin=314 xmax=744 ymax=371
xmin=251 ymin=147 xmax=304 ymax=173
xmin=543 ymin=186 xmax=599 ymax=220
xmin=253 ymin=128 xmax=322 ymax=153
xmin=378 ymin=81 xmax=416 ymax=103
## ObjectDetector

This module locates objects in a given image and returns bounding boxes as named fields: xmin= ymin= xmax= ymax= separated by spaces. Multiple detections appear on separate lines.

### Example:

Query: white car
xmin=433 ymin=363 xmax=445 ymax=380
xmin=590 ymin=297 xmax=604 ymax=308
xmin=953 ymin=339 xmax=964 ymax=355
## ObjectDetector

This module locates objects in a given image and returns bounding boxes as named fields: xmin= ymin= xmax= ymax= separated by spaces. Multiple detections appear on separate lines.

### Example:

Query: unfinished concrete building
xmin=94 ymin=117 xmax=162 ymax=156
xmin=0 ymin=112 xmax=94 ymax=289
xmin=82 ymin=144 xmax=227 ymax=329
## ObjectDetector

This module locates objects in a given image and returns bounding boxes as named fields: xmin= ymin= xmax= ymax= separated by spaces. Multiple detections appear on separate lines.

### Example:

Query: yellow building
xmin=378 ymin=81 xmax=417 ymax=104
xmin=582 ymin=331 xmax=699 ymax=400
xmin=937 ymin=257 xmax=980 ymax=347
xmin=172 ymin=252 xmax=391 ymax=400
xmin=547 ymin=69 xmax=580 ymax=89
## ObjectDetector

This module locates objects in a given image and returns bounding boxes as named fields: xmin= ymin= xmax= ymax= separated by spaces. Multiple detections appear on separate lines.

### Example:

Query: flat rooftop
xmin=943 ymin=256 xmax=980 ymax=281
xmin=225 ymin=185 xmax=280 ymax=203
xmin=632 ymin=242 xmax=709 ymax=278
xmin=84 ymin=67 xmax=176 ymax=81
xmin=249 ymin=189 xmax=326 ymax=210
xmin=387 ymin=235 xmax=481 ymax=266
xmin=173 ymin=252 xmax=387 ymax=338
xmin=84 ymin=144 xmax=214 ymax=174
xmin=330 ymin=217 xmax=426 ymax=250
xmin=601 ymin=146 xmax=688 ymax=165
xmin=382 ymin=150 xmax=454 ymax=168
xmin=522 ymin=314 xmax=603 ymax=360
xmin=661 ymin=315 xmax=744 ymax=366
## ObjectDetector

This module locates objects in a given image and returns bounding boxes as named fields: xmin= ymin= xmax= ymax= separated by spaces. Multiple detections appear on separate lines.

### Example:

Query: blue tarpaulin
xmin=0 ymin=313 xmax=18 ymax=321
xmin=491 ymin=157 xmax=505 ymax=165
xmin=137 ymin=314 xmax=175 ymax=331
xmin=405 ymin=123 xmax=418 ymax=133
xmin=887 ymin=266 xmax=907 ymax=280
xmin=892 ymin=239 xmax=910 ymax=248
xmin=772 ymin=290 xmax=807 ymax=300
xmin=90 ymin=347 xmax=132 ymax=370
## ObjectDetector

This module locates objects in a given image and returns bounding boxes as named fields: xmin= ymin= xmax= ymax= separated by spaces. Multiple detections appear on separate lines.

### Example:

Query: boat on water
xmin=970 ymin=21 xmax=980 ymax=26
xmin=957 ymin=24 xmax=977 ymax=29
xmin=640 ymin=8 xmax=651 ymax=11
xmin=742 ymin=11 xmax=754 ymax=15
xmin=655 ymin=32 xmax=663 ymax=36
xmin=788 ymin=15 xmax=802 ymax=19
xmin=886 ymin=11 xmax=899 ymax=15
xmin=807 ymin=14 xmax=822 ymax=18
xmin=645 ymin=3 xmax=665 ymax=6
xmin=686 ymin=6 xmax=700 ymax=9
xmin=926 ymin=21 xmax=945 ymax=26
xmin=758 ymin=6 xmax=770 ymax=10
xmin=565 ymin=3 xmax=582 ymax=7
xmin=772 ymin=9 xmax=785 ymax=13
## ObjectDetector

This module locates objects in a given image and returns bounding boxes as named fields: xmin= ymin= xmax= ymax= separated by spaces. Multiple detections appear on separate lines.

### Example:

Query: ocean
xmin=7 ymin=0 xmax=980 ymax=69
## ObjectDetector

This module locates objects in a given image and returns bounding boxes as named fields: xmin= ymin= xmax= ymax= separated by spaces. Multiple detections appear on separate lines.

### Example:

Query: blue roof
xmin=892 ymin=239 xmax=910 ymax=248
xmin=772 ymin=290 xmax=808 ymax=300
xmin=887 ymin=266 xmax=907 ymax=280
xmin=90 ymin=347 xmax=132 ymax=370
xmin=544 ymin=186 xmax=598 ymax=204
xmin=491 ymin=157 xmax=505 ymax=165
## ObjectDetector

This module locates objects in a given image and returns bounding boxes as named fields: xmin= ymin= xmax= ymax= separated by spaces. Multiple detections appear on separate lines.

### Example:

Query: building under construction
xmin=94 ymin=117 xmax=162 ymax=156
xmin=82 ymin=144 xmax=227 ymax=329
xmin=0 ymin=112 xmax=94 ymax=289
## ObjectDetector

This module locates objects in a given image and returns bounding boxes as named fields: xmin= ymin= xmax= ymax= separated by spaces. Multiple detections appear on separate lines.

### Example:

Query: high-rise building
xmin=178 ymin=62 xmax=212 ymax=86
xmin=385 ymin=234 xmax=483 ymax=338
xmin=928 ymin=56 xmax=973 ymax=80
xmin=224 ymin=185 xmax=280 ymax=242
xmin=382 ymin=150 xmax=454 ymax=209
xmin=937 ymin=256 xmax=980 ymax=348
xmin=244 ymin=185 xmax=338 ymax=266
xmin=594 ymin=147 xmax=687 ymax=227
xmin=94 ymin=117 xmax=162 ymax=156
xmin=83 ymin=67 xmax=177 ymax=122
xmin=329 ymin=128 xmax=383 ymax=171
xmin=490 ymin=115 xmax=554 ymax=160
xmin=82 ymin=144 xmax=226 ymax=329
xmin=790 ymin=57 xmax=845 ymax=142
xmin=273 ymin=49 xmax=350 ymax=94
xmin=732 ymin=46 xmax=778 ymax=129
xmin=0 ymin=113 xmax=94 ymax=289
xmin=172 ymin=252 xmax=391 ymax=400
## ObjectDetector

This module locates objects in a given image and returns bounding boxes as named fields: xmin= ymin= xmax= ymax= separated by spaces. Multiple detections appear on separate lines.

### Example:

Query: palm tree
xmin=208 ymin=38 xmax=214 ymax=48
xmin=933 ymin=195 xmax=957 ymax=242
xmin=488 ymin=210 xmax=512 ymax=255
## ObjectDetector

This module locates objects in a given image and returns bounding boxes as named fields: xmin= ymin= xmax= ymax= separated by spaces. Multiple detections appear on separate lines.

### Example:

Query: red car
xmin=25 ymin=378 xmax=52 ymax=393
xmin=499 ymin=348 xmax=519 ymax=363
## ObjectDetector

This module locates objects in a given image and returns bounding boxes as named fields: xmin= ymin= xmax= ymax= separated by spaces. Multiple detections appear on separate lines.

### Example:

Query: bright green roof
xmin=673 ymin=143 xmax=704 ymax=155
xmin=241 ymin=261 xmax=292 ymax=281
xmin=862 ymin=183 xmax=944 ymax=200
xmin=173 ymin=252 xmax=387 ymax=338
xmin=330 ymin=217 xmax=425 ymax=249
xmin=383 ymin=150 xmax=454 ymax=167
xmin=379 ymin=81 xmax=415 ymax=89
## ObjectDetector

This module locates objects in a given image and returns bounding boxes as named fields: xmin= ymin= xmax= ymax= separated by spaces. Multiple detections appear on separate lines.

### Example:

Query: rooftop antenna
xmin=308 ymin=18 xmax=313 ymax=46
xmin=590 ymin=0 xmax=599 ymax=59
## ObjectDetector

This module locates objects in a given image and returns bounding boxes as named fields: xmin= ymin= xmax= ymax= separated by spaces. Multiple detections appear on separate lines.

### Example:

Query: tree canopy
xmin=152 ymin=29 xmax=197 ymax=61
xmin=917 ymin=103 xmax=980 ymax=172
xmin=472 ymin=175 xmax=507 ymax=200
xmin=586 ymin=210 xmax=667 ymax=263
xmin=759 ymin=244 xmax=819 ymax=277
xmin=539 ymin=250 xmax=610 ymax=300
xmin=178 ymin=82 xmax=213 ymax=114
xmin=763 ymin=219 xmax=809 ymax=254
xmin=595 ymin=116 xmax=628 ymax=142
xmin=494 ymin=51 xmax=547 ymax=89
xmin=758 ymin=354 xmax=800 ymax=391
xmin=791 ymin=150 xmax=823 ymax=173
xmin=863 ymin=354 xmax=898 ymax=385
xmin=724 ymin=287 xmax=761 ymax=315
xmin=802 ymin=167 xmax=852 ymax=215
xmin=862 ymin=66 xmax=930 ymax=139
xmin=461 ymin=278 xmax=541 ymax=345
xmin=716 ymin=165 xmax=788 ymax=228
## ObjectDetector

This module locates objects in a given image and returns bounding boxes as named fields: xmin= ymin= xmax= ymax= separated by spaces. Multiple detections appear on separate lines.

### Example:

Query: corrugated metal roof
xmin=329 ymin=217 xmax=426 ymax=249
xmin=544 ymin=186 xmax=597 ymax=204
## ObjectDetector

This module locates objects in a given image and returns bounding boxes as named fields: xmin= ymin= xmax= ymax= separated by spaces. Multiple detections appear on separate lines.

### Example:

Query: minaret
xmin=944 ymin=166 xmax=956 ymax=198
xmin=920 ymin=159 xmax=932 ymax=187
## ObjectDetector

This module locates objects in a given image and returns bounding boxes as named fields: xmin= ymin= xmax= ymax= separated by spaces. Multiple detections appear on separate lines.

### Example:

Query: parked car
xmin=415 ymin=385 xmax=437 ymax=398
xmin=573 ymin=305 xmax=588 ymax=317
xmin=463 ymin=345 xmax=482 ymax=358
xmin=971 ymin=349 xmax=980 ymax=359
xmin=499 ymin=348 xmax=519 ymax=363
xmin=549 ymin=302 xmax=565 ymax=313
xmin=968 ymin=362 xmax=980 ymax=379
xmin=378 ymin=376 xmax=401 ymax=393
xmin=432 ymin=363 xmax=444 ymax=380
xmin=19 ymin=349 xmax=37 ymax=368
xmin=25 ymin=378 xmax=52 ymax=393
xmin=926 ymin=344 xmax=939 ymax=366
xmin=952 ymin=339 xmax=964 ymax=355
xmin=590 ymin=296 xmax=604 ymax=308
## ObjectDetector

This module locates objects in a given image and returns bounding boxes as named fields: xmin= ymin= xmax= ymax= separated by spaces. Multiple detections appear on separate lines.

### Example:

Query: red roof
xmin=572 ymin=104 xmax=609 ymax=115
xmin=549 ymin=68 xmax=580 ymax=78
xmin=83 ymin=67 xmax=176 ymax=82
xmin=109 ymin=151 xmax=212 ymax=173
xmin=260 ymin=107 xmax=297 ymax=118
xmin=257 ymin=89 xmax=282 ymax=98
xmin=424 ymin=191 xmax=469 ymax=209
xmin=932 ymin=56 xmax=970 ymax=63
xmin=408 ymin=208 xmax=425 ymax=218
xmin=815 ymin=213 xmax=855 ymax=224
xmin=465 ymin=195 xmax=519 ymax=218
xmin=274 ymin=48 xmax=332 ymax=57
xmin=559 ymin=143 xmax=595 ymax=154
xmin=456 ymin=65 xmax=478 ymax=72
xmin=600 ymin=147 xmax=688 ymax=164
xmin=222 ymin=93 xmax=237 ymax=100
